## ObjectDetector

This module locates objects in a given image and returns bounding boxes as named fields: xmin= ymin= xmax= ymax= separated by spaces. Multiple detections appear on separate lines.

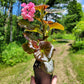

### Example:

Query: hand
xmin=30 ymin=75 xmax=57 ymax=84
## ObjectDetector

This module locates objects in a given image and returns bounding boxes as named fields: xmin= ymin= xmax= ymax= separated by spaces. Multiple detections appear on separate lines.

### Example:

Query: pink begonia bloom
xmin=21 ymin=12 xmax=26 ymax=16
xmin=26 ymin=14 xmax=34 ymax=21
xmin=28 ymin=12 xmax=35 ymax=17
xmin=30 ymin=7 xmax=35 ymax=13
xmin=21 ymin=3 xmax=26 ymax=7
xmin=21 ymin=2 xmax=35 ymax=21
xmin=21 ymin=8 xmax=27 ymax=12
xmin=27 ymin=2 xmax=35 ymax=11
xmin=25 ymin=5 xmax=29 ymax=10
xmin=21 ymin=12 xmax=27 ymax=19
xmin=27 ymin=2 xmax=35 ymax=8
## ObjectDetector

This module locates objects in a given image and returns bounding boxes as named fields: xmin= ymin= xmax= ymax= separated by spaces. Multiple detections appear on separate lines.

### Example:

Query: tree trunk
xmin=9 ymin=1 xmax=13 ymax=42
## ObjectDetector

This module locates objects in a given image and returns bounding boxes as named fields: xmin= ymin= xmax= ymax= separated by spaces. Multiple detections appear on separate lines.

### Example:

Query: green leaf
xmin=18 ymin=20 xmax=30 ymax=29
xmin=17 ymin=16 xmax=23 ymax=20
xmin=24 ymin=28 xmax=42 ymax=35
xmin=18 ymin=20 xmax=42 ymax=34
xmin=23 ymin=33 xmax=37 ymax=41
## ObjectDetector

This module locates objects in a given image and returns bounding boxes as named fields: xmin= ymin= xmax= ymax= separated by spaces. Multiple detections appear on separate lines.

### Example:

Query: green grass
xmin=47 ymin=33 xmax=75 ymax=46
xmin=51 ymin=32 xmax=76 ymax=40
xmin=0 ymin=57 xmax=34 ymax=84
xmin=0 ymin=41 xmax=34 ymax=83
xmin=69 ymin=50 xmax=84 ymax=84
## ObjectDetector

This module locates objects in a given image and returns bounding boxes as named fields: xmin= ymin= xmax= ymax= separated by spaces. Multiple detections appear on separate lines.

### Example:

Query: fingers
xmin=30 ymin=76 xmax=36 ymax=84
xmin=51 ymin=76 xmax=57 ymax=84
xmin=30 ymin=75 xmax=57 ymax=84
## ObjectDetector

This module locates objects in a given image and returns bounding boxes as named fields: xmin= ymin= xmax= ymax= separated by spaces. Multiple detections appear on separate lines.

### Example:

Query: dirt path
xmin=0 ymin=41 xmax=79 ymax=84
xmin=53 ymin=42 xmax=79 ymax=84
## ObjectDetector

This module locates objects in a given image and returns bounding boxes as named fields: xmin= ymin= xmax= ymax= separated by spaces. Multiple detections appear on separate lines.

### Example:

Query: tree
xmin=47 ymin=0 xmax=70 ymax=7
xmin=0 ymin=0 xmax=8 ymax=15
xmin=73 ymin=21 xmax=84 ymax=40
xmin=46 ymin=0 xmax=71 ymax=22
xmin=76 ymin=3 xmax=83 ymax=21
xmin=65 ymin=0 xmax=83 ymax=32
xmin=81 ymin=12 xmax=84 ymax=21
xmin=67 ymin=0 xmax=83 ymax=21
xmin=64 ymin=14 xmax=77 ymax=32
xmin=9 ymin=0 xmax=13 ymax=42
xmin=0 ymin=0 xmax=20 ymax=42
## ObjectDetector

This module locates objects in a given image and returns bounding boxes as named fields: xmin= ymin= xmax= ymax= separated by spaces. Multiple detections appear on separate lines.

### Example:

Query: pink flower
xmin=21 ymin=2 xmax=35 ymax=22
xmin=21 ymin=3 xmax=26 ymax=7
xmin=28 ymin=12 xmax=35 ymax=17
xmin=21 ymin=12 xmax=27 ymax=19
xmin=28 ymin=17 xmax=34 ymax=21
xmin=26 ymin=14 xmax=34 ymax=21
xmin=21 ymin=8 xmax=26 ymax=12
xmin=27 ymin=2 xmax=35 ymax=8
xmin=30 ymin=7 xmax=35 ymax=13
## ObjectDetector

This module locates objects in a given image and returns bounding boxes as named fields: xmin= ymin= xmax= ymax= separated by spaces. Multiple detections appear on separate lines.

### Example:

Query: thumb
xmin=51 ymin=76 xmax=57 ymax=84
xmin=30 ymin=76 xmax=36 ymax=84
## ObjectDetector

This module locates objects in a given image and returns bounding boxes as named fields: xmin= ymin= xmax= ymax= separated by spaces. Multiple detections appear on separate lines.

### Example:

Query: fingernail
xmin=31 ymin=76 xmax=34 ymax=80
xmin=31 ymin=76 xmax=33 ymax=78
xmin=53 ymin=75 xmax=57 ymax=79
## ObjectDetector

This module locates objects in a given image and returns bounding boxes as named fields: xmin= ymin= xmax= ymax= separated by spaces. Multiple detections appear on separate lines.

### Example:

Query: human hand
xmin=30 ymin=75 xmax=57 ymax=84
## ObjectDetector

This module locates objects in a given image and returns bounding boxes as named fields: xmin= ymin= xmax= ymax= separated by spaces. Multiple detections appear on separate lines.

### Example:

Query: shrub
xmin=50 ymin=32 xmax=75 ymax=40
xmin=71 ymin=40 xmax=84 ymax=51
xmin=2 ymin=42 xmax=33 ymax=66
xmin=53 ymin=32 xmax=63 ymax=39
xmin=73 ymin=21 xmax=84 ymax=40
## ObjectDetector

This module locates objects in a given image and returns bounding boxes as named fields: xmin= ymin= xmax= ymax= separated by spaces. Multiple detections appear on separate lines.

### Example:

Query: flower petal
xmin=21 ymin=3 xmax=26 ymax=7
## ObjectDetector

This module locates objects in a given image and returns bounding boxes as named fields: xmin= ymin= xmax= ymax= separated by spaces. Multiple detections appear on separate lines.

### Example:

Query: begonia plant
xmin=18 ymin=2 xmax=64 ymax=84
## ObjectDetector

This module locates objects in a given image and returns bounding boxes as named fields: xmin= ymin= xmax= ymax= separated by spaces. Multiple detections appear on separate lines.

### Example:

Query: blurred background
xmin=0 ymin=0 xmax=84 ymax=84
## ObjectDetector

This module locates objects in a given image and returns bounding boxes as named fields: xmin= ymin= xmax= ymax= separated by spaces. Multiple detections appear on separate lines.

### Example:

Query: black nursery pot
xmin=33 ymin=60 xmax=53 ymax=84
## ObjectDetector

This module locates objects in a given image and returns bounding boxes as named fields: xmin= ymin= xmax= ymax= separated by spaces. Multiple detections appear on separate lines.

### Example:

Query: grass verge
xmin=69 ymin=50 xmax=84 ymax=84
xmin=0 ymin=56 xmax=34 ymax=84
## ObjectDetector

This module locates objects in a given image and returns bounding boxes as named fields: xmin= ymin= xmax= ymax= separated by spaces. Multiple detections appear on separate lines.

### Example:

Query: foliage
xmin=47 ymin=0 xmax=70 ymax=7
xmin=0 ymin=12 xmax=7 ymax=57
xmin=64 ymin=14 xmax=77 ymax=32
xmin=65 ymin=0 xmax=83 ymax=32
xmin=2 ymin=42 xmax=33 ymax=66
xmin=47 ymin=32 xmax=76 ymax=45
xmin=73 ymin=21 xmax=84 ymax=40
xmin=50 ymin=32 xmax=75 ymax=40
xmin=0 ymin=12 xmax=7 ymax=27
xmin=31 ymin=0 xmax=49 ymax=5
xmin=46 ymin=0 xmax=71 ymax=28
xmin=67 ymin=1 xmax=83 ymax=21
xmin=4 ymin=15 xmax=25 ymax=43
xmin=18 ymin=4 xmax=64 ymax=40
xmin=0 ymin=41 xmax=7 ymax=63
xmin=0 ymin=12 xmax=7 ymax=40
xmin=81 ymin=12 xmax=84 ymax=21
xmin=71 ymin=21 xmax=84 ymax=52
xmin=71 ymin=40 xmax=84 ymax=51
